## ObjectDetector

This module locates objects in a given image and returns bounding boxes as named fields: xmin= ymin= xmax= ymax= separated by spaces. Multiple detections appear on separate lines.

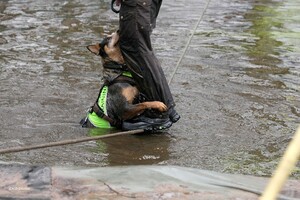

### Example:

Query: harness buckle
xmin=87 ymin=106 xmax=93 ymax=114
xmin=80 ymin=107 xmax=93 ymax=127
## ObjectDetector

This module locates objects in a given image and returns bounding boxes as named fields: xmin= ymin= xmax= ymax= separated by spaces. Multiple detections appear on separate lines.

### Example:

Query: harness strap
xmin=92 ymin=102 xmax=120 ymax=127
xmin=103 ymin=60 xmax=126 ymax=70
xmin=105 ymin=72 xmax=136 ymax=87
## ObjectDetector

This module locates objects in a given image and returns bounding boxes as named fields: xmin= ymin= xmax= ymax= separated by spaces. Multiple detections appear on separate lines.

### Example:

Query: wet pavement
xmin=0 ymin=0 xmax=300 ymax=179
xmin=1 ymin=164 xmax=300 ymax=199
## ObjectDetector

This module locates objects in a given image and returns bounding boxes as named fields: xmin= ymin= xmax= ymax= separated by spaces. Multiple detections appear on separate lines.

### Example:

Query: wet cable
xmin=168 ymin=0 xmax=211 ymax=85
xmin=0 ymin=129 xmax=144 ymax=154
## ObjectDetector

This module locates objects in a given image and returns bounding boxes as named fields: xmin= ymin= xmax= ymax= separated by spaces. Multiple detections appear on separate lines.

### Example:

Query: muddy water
xmin=0 ymin=0 xmax=299 ymax=177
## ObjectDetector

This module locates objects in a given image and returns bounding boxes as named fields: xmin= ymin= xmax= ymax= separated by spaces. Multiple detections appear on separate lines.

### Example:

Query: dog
xmin=81 ymin=32 xmax=171 ymax=131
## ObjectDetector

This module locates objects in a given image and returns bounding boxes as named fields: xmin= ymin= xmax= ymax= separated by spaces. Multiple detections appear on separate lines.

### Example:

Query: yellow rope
xmin=260 ymin=125 xmax=300 ymax=200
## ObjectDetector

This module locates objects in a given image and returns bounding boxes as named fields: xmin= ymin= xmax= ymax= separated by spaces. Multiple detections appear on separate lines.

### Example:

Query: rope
xmin=168 ymin=0 xmax=211 ymax=85
xmin=0 ymin=129 xmax=144 ymax=154
xmin=260 ymin=125 xmax=300 ymax=200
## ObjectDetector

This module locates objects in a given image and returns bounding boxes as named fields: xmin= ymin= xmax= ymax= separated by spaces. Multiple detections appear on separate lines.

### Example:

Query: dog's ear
xmin=87 ymin=44 xmax=100 ymax=55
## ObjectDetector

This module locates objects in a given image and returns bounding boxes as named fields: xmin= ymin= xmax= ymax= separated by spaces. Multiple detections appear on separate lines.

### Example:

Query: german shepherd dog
xmin=81 ymin=32 xmax=171 ymax=131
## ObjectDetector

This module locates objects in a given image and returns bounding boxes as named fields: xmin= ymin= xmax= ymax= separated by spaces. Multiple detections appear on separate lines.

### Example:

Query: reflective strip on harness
xmin=99 ymin=86 xmax=108 ymax=115
xmin=122 ymin=71 xmax=132 ymax=78
xmin=88 ymin=86 xmax=112 ymax=129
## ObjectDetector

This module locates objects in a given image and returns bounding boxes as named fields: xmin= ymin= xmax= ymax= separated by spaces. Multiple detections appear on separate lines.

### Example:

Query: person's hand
xmin=116 ymin=0 xmax=121 ymax=6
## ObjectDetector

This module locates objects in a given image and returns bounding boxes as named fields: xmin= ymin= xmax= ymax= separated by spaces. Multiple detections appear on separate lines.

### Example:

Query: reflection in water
xmin=243 ymin=1 xmax=289 ymax=83
xmin=88 ymin=129 xmax=171 ymax=166
xmin=244 ymin=1 xmax=283 ymax=67
xmin=222 ymin=0 xmax=300 ymax=177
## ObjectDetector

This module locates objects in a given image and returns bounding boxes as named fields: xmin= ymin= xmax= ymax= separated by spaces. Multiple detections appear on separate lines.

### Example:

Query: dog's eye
xmin=100 ymin=37 xmax=111 ymax=47
xmin=98 ymin=36 xmax=112 ymax=57
xmin=98 ymin=47 xmax=108 ymax=57
xmin=99 ymin=39 xmax=107 ymax=49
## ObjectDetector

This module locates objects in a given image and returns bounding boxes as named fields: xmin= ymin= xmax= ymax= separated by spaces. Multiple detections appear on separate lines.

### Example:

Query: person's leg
xmin=119 ymin=0 xmax=179 ymax=122
xmin=150 ymin=0 xmax=162 ymax=30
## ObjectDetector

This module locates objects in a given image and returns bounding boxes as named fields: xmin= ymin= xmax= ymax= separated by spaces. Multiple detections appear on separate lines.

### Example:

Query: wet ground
xmin=0 ymin=0 xmax=299 ymax=178
xmin=1 ymin=164 xmax=300 ymax=199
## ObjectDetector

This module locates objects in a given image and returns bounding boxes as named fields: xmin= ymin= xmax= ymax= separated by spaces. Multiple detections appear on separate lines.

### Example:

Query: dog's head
xmin=87 ymin=32 xmax=125 ymax=65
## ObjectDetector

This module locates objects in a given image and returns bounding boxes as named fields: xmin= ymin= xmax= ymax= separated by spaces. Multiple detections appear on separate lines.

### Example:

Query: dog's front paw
xmin=152 ymin=101 xmax=167 ymax=112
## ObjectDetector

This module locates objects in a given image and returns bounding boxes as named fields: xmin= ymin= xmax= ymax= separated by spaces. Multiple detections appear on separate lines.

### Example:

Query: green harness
xmin=88 ymin=85 xmax=111 ymax=128
xmin=88 ymin=72 xmax=133 ymax=129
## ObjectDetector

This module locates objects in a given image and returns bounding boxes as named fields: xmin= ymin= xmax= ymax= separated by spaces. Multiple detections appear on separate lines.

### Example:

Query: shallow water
xmin=0 ymin=0 xmax=299 ymax=177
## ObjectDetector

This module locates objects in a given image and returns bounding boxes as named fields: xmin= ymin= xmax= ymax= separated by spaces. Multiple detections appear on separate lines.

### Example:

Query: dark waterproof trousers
xmin=119 ymin=0 xmax=175 ymax=111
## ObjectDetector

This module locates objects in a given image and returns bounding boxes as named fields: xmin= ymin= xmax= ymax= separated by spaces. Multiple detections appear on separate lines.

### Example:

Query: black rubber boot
xmin=122 ymin=116 xmax=172 ymax=132
xmin=168 ymin=108 xmax=180 ymax=123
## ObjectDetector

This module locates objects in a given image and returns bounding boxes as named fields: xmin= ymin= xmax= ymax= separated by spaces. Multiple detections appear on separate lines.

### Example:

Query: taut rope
xmin=0 ymin=129 xmax=144 ymax=154
xmin=168 ymin=0 xmax=211 ymax=85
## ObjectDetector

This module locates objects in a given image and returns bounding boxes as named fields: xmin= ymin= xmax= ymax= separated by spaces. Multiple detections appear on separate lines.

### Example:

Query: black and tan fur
xmin=86 ymin=32 xmax=167 ymax=126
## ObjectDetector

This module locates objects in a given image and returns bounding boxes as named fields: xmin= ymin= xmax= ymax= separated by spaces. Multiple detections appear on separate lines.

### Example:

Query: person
xmin=113 ymin=0 xmax=180 ymax=124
